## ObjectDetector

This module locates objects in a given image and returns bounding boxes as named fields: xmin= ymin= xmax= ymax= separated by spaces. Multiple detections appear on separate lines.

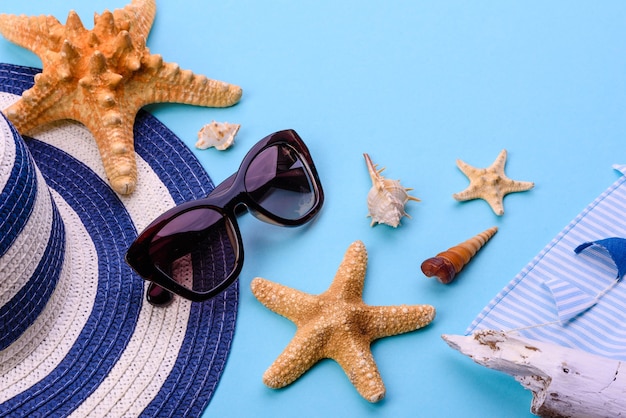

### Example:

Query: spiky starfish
xmin=251 ymin=240 xmax=435 ymax=402
xmin=453 ymin=149 xmax=534 ymax=215
xmin=0 ymin=0 xmax=242 ymax=195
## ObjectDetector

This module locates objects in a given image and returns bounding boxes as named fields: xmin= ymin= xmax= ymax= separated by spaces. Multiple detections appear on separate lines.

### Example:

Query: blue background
xmin=1 ymin=1 xmax=625 ymax=417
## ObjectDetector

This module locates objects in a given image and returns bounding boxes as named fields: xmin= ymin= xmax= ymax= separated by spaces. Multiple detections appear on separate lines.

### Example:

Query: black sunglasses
xmin=125 ymin=129 xmax=324 ymax=306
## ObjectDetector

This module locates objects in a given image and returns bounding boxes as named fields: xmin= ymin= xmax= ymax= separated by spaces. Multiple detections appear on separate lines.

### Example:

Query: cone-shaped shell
xmin=421 ymin=226 xmax=497 ymax=284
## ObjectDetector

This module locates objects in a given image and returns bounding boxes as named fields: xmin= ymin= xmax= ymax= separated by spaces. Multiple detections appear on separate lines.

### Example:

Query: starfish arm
xmin=331 ymin=337 xmax=386 ymax=402
xmin=486 ymin=196 xmax=505 ymax=216
xmin=453 ymin=184 xmax=505 ymax=215
xmin=251 ymin=277 xmax=320 ymax=323
xmin=3 ymin=77 xmax=139 ymax=196
xmin=2 ymin=76 xmax=86 ymax=132
xmin=113 ymin=0 xmax=156 ymax=40
xmin=455 ymin=158 xmax=480 ymax=179
xmin=132 ymin=60 xmax=242 ymax=109
xmin=83 ymin=112 xmax=138 ymax=195
xmin=262 ymin=324 xmax=328 ymax=389
xmin=363 ymin=304 xmax=436 ymax=339
xmin=489 ymin=149 xmax=508 ymax=174
xmin=502 ymin=179 xmax=535 ymax=193
xmin=326 ymin=240 xmax=368 ymax=302
xmin=451 ymin=186 xmax=481 ymax=202
xmin=0 ymin=14 xmax=64 ymax=56
xmin=453 ymin=161 xmax=483 ymax=202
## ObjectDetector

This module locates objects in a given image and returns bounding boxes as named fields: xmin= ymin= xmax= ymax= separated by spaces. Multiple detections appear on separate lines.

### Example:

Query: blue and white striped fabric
xmin=467 ymin=164 xmax=626 ymax=360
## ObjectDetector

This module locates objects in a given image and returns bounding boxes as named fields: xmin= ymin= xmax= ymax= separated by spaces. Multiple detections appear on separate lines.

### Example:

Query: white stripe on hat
xmin=0 ymin=168 xmax=54 ymax=307
xmin=73 ymin=261 xmax=193 ymax=417
xmin=27 ymin=116 xmax=197 ymax=416
xmin=0 ymin=190 xmax=96 ymax=400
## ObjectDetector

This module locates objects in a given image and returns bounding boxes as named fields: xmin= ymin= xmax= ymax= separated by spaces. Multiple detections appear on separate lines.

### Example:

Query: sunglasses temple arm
xmin=146 ymin=282 xmax=174 ymax=306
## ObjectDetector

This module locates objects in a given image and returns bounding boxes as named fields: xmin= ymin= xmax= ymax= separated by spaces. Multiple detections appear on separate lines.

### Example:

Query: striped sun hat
xmin=0 ymin=63 xmax=237 ymax=417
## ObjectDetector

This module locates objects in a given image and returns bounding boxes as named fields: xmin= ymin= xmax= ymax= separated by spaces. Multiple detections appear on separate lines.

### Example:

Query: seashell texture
xmin=421 ymin=226 xmax=498 ymax=284
xmin=196 ymin=121 xmax=240 ymax=150
xmin=364 ymin=153 xmax=420 ymax=227
xmin=0 ymin=0 xmax=242 ymax=195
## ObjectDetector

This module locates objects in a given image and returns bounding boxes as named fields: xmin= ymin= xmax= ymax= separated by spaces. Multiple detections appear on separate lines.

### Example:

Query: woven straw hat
xmin=0 ymin=63 xmax=238 ymax=417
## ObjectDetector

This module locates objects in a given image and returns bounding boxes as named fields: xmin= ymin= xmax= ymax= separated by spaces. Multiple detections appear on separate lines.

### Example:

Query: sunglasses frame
xmin=125 ymin=129 xmax=324 ymax=302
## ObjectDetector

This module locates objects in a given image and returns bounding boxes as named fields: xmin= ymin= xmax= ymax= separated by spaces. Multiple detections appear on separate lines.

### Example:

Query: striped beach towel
xmin=467 ymin=164 xmax=626 ymax=360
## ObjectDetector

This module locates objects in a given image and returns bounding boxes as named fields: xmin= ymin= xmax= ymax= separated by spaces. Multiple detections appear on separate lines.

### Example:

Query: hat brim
xmin=0 ymin=63 xmax=238 ymax=416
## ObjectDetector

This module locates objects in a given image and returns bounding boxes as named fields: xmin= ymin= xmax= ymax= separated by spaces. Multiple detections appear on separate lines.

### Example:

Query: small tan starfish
xmin=453 ymin=149 xmax=534 ymax=215
xmin=251 ymin=240 xmax=435 ymax=402
xmin=0 ymin=0 xmax=242 ymax=195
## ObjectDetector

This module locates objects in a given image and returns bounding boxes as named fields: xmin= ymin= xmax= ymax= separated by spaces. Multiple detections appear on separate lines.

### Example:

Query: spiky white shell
xmin=367 ymin=179 xmax=413 ymax=227
xmin=196 ymin=121 xmax=240 ymax=150
xmin=364 ymin=153 xmax=419 ymax=228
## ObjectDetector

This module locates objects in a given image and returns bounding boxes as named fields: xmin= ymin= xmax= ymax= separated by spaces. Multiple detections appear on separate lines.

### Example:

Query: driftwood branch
xmin=442 ymin=330 xmax=626 ymax=418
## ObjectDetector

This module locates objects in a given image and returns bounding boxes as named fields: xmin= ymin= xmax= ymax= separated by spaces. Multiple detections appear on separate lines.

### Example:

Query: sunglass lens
xmin=149 ymin=208 xmax=238 ymax=294
xmin=245 ymin=144 xmax=316 ymax=221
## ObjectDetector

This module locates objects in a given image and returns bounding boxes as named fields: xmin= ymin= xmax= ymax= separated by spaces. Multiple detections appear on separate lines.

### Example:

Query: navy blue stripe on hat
xmin=141 ymin=292 xmax=238 ymax=417
xmin=0 ymin=201 xmax=64 ymax=351
xmin=0 ymin=119 xmax=37 ymax=258
xmin=0 ymin=64 xmax=37 ymax=96
xmin=134 ymin=110 xmax=238 ymax=416
xmin=133 ymin=109 xmax=215 ymax=204
xmin=1 ymin=139 xmax=142 ymax=416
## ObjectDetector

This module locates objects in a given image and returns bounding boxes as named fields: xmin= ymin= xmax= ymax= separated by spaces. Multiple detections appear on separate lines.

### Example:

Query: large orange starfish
xmin=251 ymin=240 xmax=435 ymax=402
xmin=0 ymin=0 xmax=242 ymax=194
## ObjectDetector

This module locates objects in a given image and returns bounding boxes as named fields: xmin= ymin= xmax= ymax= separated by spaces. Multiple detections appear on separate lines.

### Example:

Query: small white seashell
xmin=196 ymin=121 xmax=241 ymax=150
xmin=364 ymin=153 xmax=420 ymax=227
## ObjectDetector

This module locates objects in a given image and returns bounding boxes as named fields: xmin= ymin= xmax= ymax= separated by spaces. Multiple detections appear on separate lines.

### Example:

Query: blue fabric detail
xmin=544 ymin=277 xmax=597 ymax=324
xmin=0 ymin=199 xmax=65 ymax=350
xmin=0 ymin=119 xmax=37 ymax=258
xmin=541 ymin=237 xmax=626 ymax=324
xmin=132 ymin=110 xmax=215 ymax=204
xmin=575 ymin=237 xmax=626 ymax=278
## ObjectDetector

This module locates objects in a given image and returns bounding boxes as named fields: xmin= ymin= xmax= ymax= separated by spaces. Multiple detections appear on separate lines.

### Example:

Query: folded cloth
xmin=467 ymin=164 xmax=626 ymax=360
